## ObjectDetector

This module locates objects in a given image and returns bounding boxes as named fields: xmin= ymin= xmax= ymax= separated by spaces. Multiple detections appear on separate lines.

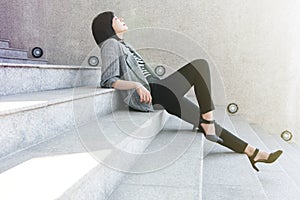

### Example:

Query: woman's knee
xmin=190 ymin=59 xmax=210 ymax=76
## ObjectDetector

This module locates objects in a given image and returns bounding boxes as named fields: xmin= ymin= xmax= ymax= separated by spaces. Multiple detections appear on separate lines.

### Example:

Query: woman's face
xmin=112 ymin=15 xmax=128 ymax=34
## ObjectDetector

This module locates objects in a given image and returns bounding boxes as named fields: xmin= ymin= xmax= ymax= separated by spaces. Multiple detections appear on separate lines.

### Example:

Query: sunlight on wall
xmin=286 ymin=0 xmax=300 ymax=142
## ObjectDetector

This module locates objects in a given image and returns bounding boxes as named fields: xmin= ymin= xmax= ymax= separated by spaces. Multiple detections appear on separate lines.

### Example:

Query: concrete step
xmin=0 ymin=63 xmax=101 ymax=95
xmin=201 ymin=110 xmax=267 ymax=200
xmin=0 ymin=47 xmax=28 ymax=59
xmin=0 ymin=56 xmax=48 ymax=65
xmin=251 ymin=124 xmax=300 ymax=191
xmin=0 ymin=86 xmax=123 ymax=159
xmin=254 ymin=124 xmax=300 ymax=166
xmin=231 ymin=116 xmax=300 ymax=200
xmin=108 ymin=106 xmax=269 ymax=200
xmin=0 ymin=39 xmax=10 ymax=48
xmin=108 ymin=114 xmax=203 ymax=200
xmin=289 ymin=140 xmax=300 ymax=153
xmin=0 ymin=109 xmax=168 ymax=200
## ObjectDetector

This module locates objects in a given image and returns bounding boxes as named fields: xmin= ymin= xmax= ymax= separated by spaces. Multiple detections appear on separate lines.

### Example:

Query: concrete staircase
xmin=0 ymin=62 xmax=170 ymax=199
xmin=0 ymin=39 xmax=48 ymax=64
xmin=0 ymin=63 xmax=100 ymax=96
xmin=108 ymin=109 xmax=300 ymax=200
xmin=1 ymin=61 xmax=300 ymax=199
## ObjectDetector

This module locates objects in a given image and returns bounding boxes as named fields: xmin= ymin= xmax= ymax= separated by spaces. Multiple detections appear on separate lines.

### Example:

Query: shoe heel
xmin=251 ymin=161 xmax=260 ymax=172
xmin=248 ymin=148 xmax=260 ymax=172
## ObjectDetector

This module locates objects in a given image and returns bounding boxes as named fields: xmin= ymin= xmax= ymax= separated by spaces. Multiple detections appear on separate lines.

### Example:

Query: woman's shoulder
xmin=101 ymin=38 xmax=121 ymax=48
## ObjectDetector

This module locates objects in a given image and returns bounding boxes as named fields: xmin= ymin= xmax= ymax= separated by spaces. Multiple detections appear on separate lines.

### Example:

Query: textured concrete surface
xmin=108 ymin=114 xmax=202 ymax=200
xmin=59 ymin=110 xmax=168 ymax=200
xmin=109 ymin=111 xmax=300 ymax=200
xmin=0 ymin=0 xmax=300 ymax=138
xmin=252 ymin=124 xmax=300 ymax=196
xmin=0 ymin=39 xmax=9 ymax=48
xmin=1 ymin=0 xmax=299 ymax=137
xmin=0 ymin=47 xmax=28 ymax=59
xmin=0 ymin=110 xmax=167 ymax=200
xmin=0 ymin=64 xmax=101 ymax=95
xmin=201 ymin=109 xmax=267 ymax=200
xmin=231 ymin=116 xmax=300 ymax=200
xmin=0 ymin=87 xmax=122 ymax=158
xmin=0 ymin=57 xmax=48 ymax=64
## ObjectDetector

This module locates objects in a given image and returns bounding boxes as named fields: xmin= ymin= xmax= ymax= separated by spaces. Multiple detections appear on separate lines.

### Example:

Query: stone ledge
xmin=0 ymin=47 xmax=28 ymax=52
xmin=0 ymin=110 xmax=168 ymax=200
xmin=0 ymin=86 xmax=115 ymax=116
xmin=0 ymin=39 xmax=10 ymax=42
xmin=0 ymin=64 xmax=101 ymax=95
xmin=0 ymin=86 xmax=122 ymax=159
xmin=0 ymin=56 xmax=48 ymax=63
xmin=0 ymin=63 xmax=101 ymax=69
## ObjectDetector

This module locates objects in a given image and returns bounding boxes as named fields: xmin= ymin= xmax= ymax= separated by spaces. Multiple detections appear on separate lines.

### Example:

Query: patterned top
xmin=122 ymin=42 xmax=154 ymax=81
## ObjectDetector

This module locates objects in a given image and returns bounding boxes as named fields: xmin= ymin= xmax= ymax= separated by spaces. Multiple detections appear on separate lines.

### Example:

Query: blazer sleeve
xmin=100 ymin=39 xmax=122 ymax=88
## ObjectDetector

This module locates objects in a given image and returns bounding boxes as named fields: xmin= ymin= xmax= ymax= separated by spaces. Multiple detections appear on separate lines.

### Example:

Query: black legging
xmin=149 ymin=59 xmax=248 ymax=153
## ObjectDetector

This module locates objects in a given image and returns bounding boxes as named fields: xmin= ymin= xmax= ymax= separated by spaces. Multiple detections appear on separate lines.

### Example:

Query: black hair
xmin=91 ymin=11 xmax=122 ymax=47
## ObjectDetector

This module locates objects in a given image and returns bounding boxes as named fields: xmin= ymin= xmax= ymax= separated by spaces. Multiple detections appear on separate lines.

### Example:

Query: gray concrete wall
xmin=1 ymin=0 xmax=299 ymax=139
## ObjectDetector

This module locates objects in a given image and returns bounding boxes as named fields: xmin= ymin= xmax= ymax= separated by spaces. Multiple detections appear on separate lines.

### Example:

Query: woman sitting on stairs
xmin=91 ymin=11 xmax=282 ymax=172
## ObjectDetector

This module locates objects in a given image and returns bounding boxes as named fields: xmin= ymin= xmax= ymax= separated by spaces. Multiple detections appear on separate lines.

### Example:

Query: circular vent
xmin=227 ymin=103 xmax=238 ymax=114
xmin=32 ymin=47 xmax=43 ymax=58
xmin=88 ymin=56 xmax=99 ymax=66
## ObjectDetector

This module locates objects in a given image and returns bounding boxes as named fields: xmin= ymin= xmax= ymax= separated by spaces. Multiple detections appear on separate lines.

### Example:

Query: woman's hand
xmin=111 ymin=80 xmax=152 ymax=104
xmin=135 ymin=84 xmax=152 ymax=104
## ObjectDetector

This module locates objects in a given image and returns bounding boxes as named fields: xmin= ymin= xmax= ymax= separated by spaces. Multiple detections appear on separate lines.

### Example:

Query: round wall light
xmin=88 ymin=56 xmax=99 ymax=66
xmin=227 ymin=103 xmax=238 ymax=114
xmin=155 ymin=65 xmax=166 ymax=76
xmin=32 ymin=47 xmax=43 ymax=58
xmin=281 ymin=130 xmax=293 ymax=142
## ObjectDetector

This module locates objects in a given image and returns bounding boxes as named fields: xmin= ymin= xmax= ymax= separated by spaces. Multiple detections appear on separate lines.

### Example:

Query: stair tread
xmin=251 ymin=124 xmax=300 ymax=191
xmin=0 ymin=47 xmax=28 ymax=52
xmin=0 ymin=86 xmax=114 ymax=116
xmin=108 ymin=114 xmax=202 ymax=200
xmin=0 ymin=62 xmax=100 ymax=69
xmin=230 ymin=116 xmax=300 ymax=200
xmin=0 ymin=55 xmax=47 ymax=62
xmin=0 ymin=39 xmax=9 ymax=42
xmin=109 ymin=109 xmax=270 ymax=200
xmin=201 ymin=113 xmax=267 ymax=199
xmin=0 ymin=109 xmax=167 ymax=200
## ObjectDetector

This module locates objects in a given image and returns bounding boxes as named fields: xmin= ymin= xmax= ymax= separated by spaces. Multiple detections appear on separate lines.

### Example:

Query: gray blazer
xmin=100 ymin=38 xmax=160 ymax=112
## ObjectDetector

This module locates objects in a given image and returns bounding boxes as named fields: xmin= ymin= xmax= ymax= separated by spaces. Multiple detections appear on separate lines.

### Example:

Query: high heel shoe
xmin=247 ymin=148 xmax=283 ymax=172
xmin=194 ymin=117 xmax=224 ymax=144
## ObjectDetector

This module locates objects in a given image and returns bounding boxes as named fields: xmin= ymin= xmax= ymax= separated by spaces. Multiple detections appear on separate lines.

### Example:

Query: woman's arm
xmin=112 ymin=80 xmax=152 ymax=104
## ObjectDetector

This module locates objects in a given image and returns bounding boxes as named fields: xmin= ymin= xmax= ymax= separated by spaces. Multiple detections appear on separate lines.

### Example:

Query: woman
xmin=91 ymin=11 xmax=282 ymax=172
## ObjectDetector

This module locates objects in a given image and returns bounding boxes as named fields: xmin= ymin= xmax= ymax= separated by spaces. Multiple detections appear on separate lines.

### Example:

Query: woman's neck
xmin=116 ymin=32 xmax=124 ymax=39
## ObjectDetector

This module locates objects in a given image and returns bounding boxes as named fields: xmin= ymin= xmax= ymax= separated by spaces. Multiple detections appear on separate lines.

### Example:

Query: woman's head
xmin=92 ymin=11 xmax=128 ymax=46
xmin=112 ymin=15 xmax=128 ymax=35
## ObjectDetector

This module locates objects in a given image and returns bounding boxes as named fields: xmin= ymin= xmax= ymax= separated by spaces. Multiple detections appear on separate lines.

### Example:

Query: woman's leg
xmin=149 ymin=61 xmax=249 ymax=154
xmin=152 ymin=89 xmax=248 ymax=153
xmin=150 ymin=59 xmax=281 ymax=165
xmin=156 ymin=59 xmax=215 ymax=115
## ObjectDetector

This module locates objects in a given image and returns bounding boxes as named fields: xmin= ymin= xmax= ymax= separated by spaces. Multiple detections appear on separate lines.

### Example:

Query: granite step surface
xmin=0 ymin=86 xmax=123 ymax=159
xmin=0 ymin=109 xmax=168 ymax=200
xmin=0 ymin=47 xmax=28 ymax=59
xmin=231 ymin=116 xmax=300 ymax=200
xmin=0 ymin=39 xmax=10 ymax=48
xmin=201 ymin=110 xmax=267 ymax=200
xmin=251 ymin=124 xmax=300 ymax=193
xmin=0 ymin=63 xmax=101 ymax=95
xmin=108 ymin=106 xmax=268 ymax=200
xmin=0 ymin=56 xmax=48 ymax=65
xmin=108 ymin=114 xmax=203 ymax=200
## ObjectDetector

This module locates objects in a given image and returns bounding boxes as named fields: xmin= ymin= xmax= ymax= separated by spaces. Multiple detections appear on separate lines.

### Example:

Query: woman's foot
xmin=197 ymin=111 xmax=223 ymax=143
xmin=245 ymin=145 xmax=283 ymax=171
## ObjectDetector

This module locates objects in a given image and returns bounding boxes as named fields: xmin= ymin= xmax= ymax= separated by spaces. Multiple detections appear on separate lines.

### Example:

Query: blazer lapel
xmin=119 ymin=42 xmax=148 ymax=83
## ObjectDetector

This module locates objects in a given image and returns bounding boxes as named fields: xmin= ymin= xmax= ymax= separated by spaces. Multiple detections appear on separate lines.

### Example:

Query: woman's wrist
xmin=134 ymin=82 xmax=143 ymax=89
